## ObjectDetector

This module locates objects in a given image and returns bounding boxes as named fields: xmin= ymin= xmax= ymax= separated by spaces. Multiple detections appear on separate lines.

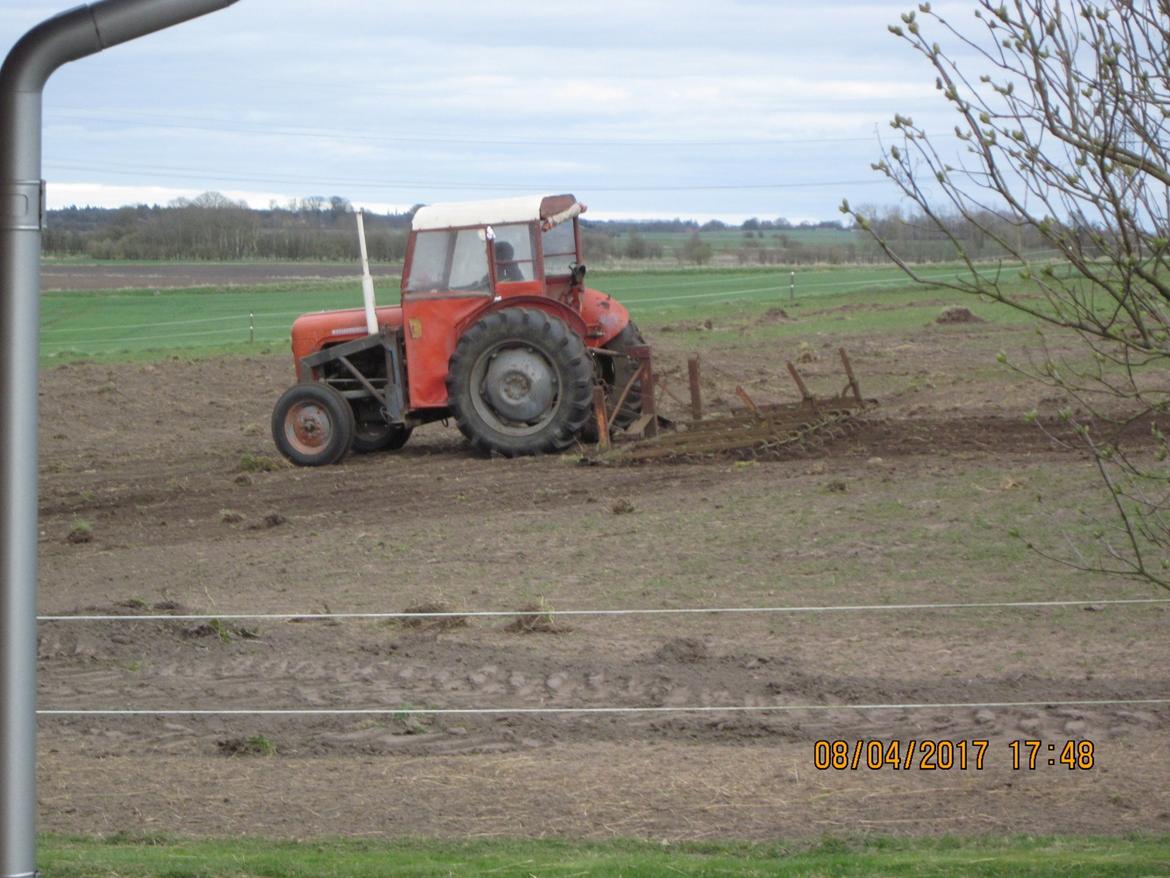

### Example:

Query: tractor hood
xmin=290 ymin=305 xmax=404 ymax=364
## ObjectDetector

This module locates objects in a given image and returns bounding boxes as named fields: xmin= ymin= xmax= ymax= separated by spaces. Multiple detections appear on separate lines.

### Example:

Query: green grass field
xmin=38 ymin=263 xmax=1014 ymax=363
xmin=39 ymin=834 xmax=1170 ymax=877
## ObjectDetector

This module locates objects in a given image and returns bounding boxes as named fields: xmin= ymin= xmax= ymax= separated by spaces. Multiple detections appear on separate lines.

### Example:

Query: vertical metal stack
xmin=0 ymin=3 xmax=237 ymax=875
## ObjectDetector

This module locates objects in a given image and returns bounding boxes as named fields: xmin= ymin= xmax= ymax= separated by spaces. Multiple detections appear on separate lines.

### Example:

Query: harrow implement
xmin=594 ymin=347 xmax=876 ymax=463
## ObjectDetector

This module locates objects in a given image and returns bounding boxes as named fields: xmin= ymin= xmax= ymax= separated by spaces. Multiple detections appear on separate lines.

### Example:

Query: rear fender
xmin=463 ymin=295 xmax=588 ymax=339
xmin=579 ymin=287 xmax=630 ymax=347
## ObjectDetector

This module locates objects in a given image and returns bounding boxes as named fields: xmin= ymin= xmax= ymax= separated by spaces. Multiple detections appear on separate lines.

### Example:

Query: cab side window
xmin=405 ymin=229 xmax=489 ymax=294
xmin=492 ymin=224 xmax=537 ymax=283
xmin=541 ymin=221 xmax=577 ymax=277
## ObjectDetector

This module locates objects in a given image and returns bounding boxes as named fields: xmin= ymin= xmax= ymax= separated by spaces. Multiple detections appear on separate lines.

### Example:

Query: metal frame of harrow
xmin=593 ymin=347 xmax=876 ymax=462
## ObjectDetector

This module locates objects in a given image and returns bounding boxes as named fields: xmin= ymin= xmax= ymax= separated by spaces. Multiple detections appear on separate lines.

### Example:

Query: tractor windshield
xmin=405 ymin=229 xmax=489 ymax=294
xmin=541 ymin=220 xmax=577 ymax=276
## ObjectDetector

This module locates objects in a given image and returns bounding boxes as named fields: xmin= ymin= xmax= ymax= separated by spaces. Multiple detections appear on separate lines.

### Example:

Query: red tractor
xmin=272 ymin=193 xmax=645 ymax=465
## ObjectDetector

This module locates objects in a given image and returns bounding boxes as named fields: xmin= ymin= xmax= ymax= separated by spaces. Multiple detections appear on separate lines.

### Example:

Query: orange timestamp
xmin=813 ymin=738 xmax=1096 ymax=771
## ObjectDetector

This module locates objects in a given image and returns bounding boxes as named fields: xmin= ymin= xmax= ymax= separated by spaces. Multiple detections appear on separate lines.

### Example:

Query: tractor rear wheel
xmin=447 ymin=307 xmax=593 ymax=456
xmin=272 ymin=383 xmax=355 ymax=466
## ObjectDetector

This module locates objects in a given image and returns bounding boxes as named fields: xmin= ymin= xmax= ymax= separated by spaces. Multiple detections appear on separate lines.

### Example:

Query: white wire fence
xmin=35 ymin=596 xmax=1170 ymax=623
xmin=37 ymin=699 xmax=1170 ymax=718
xmin=37 ymin=596 xmax=1170 ymax=717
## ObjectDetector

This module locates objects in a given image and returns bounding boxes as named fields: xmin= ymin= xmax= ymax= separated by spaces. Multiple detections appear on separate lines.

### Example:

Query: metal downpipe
xmin=0 ymin=3 xmax=238 ymax=875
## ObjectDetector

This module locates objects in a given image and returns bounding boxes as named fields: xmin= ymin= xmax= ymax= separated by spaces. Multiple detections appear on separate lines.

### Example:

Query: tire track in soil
xmin=37 ymin=616 xmax=1170 ymax=758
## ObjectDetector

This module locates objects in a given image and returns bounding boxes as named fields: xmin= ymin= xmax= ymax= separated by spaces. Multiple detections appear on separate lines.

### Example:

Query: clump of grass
xmin=66 ymin=519 xmax=93 ymax=544
xmin=217 ymin=735 xmax=276 ymax=757
xmin=391 ymin=704 xmax=430 ymax=736
xmin=185 ymin=618 xmax=232 ymax=643
xmin=398 ymin=602 xmax=468 ymax=631
xmin=505 ymin=597 xmax=571 ymax=634
xmin=247 ymin=511 xmax=286 ymax=529
xmin=238 ymin=453 xmax=281 ymax=473
xmin=182 ymin=618 xmax=259 ymax=643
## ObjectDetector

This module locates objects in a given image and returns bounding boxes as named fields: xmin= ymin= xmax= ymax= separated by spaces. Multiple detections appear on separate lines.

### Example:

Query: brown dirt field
xmin=41 ymin=261 xmax=400 ymax=292
xmin=35 ymin=313 xmax=1170 ymax=841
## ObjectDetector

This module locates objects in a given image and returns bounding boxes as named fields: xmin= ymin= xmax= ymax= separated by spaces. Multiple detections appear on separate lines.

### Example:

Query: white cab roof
xmin=412 ymin=193 xmax=578 ymax=231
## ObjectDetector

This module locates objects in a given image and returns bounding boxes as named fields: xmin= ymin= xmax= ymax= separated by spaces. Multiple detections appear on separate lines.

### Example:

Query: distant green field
xmin=630 ymin=227 xmax=860 ymax=250
xmin=37 ymin=264 xmax=1011 ymax=363
xmin=40 ymin=278 xmax=378 ymax=361
xmin=601 ymin=264 xmax=977 ymax=311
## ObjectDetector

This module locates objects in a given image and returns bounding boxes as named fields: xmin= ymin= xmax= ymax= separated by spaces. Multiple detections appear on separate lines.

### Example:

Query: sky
xmin=0 ymin=0 xmax=976 ymax=223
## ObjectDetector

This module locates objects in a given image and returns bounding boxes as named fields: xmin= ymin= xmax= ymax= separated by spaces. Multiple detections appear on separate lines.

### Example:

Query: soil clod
xmin=654 ymin=637 xmax=709 ymax=664
xmin=936 ymin=306 xmax=983 ymax=324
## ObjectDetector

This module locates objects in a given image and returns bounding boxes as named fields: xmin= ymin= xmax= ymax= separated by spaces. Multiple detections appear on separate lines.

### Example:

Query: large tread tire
xmin=447 ymin=307 xmax=593 ymax=456
xmin=271 ymin=383 xmax=355 ymax=467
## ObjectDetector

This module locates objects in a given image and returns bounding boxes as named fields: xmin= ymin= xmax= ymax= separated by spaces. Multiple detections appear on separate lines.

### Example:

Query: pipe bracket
xmin=0 ymin=180 xmax=44 ymax=231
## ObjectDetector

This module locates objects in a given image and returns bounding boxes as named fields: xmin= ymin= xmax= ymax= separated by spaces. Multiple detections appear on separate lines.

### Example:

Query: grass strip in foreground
xmin=38 ymin=833 xmax=1170 ymax=877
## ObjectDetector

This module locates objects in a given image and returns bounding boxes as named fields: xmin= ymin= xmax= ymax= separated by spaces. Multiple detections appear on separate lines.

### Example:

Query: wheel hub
xmin=287 ymin=401 xmax=331 ymax=451
xmin=483 ymin=348 xmax=556 ymax=423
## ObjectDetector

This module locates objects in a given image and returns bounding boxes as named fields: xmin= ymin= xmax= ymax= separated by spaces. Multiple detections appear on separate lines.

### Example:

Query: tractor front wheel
xmin=272 ymin=383 xmax=355 ymax=466
xmin=447 ymin=308 xmax=593 ymax=456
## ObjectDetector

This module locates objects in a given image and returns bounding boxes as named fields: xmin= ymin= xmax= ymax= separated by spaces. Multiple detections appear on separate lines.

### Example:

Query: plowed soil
xmin=35 ymin=309 xmax=1170 ymax=841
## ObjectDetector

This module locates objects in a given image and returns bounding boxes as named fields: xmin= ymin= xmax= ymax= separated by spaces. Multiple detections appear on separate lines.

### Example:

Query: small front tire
xmin=272 ymin=383 xmax=355 ymax=466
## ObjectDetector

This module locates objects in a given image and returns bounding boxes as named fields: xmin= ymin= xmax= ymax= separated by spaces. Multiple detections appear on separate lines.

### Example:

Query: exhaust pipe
xmin=355 ymin=209 xmax=379 ymax=334
xmin=0 ymin=3 xmax=238 ymax=876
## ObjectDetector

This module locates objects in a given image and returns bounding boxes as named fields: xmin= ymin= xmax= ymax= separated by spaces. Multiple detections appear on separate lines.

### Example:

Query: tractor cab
xmin=273 ymin=193 xmax=644 ymax=466
xmin=403 ymin=193 xmax=587 ymax=302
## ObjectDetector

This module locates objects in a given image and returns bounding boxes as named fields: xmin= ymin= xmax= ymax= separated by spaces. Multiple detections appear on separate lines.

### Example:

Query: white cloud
xmin=8 ymin=0 xmax=952 ymax=220
xmin=47 ymin=182 xmax=291 ymax=211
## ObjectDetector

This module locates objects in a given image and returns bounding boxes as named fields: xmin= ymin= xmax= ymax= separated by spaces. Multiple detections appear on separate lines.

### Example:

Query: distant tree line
xmin=42 ymin=191 xmax=1051 ymax=266
xmin=44 ymin=192 xmax=412 ymax=262
xmin=846 ymin=205 xmax=1053 ymax=264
